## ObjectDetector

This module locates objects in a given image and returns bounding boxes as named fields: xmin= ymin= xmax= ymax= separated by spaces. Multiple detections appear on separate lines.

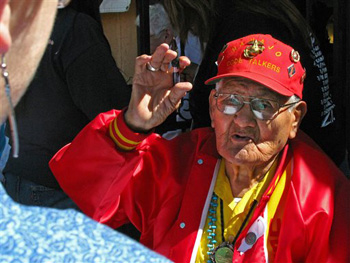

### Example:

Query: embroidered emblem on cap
xmin=290 ymin=49 xmax=300 ymax=62
xmin=288 ymin=64 xmax=296 ymax=78
xmin=243 ymin=40 xmax=265 ymax=59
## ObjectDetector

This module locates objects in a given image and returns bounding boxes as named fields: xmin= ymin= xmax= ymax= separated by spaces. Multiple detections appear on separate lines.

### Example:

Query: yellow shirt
xmin=195 ymin=159 xmax=277 ymax=262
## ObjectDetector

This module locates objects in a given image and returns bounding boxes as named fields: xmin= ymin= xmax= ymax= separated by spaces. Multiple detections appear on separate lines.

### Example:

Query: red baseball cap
xmin=205 ymin=34 xmax=306 ymax=99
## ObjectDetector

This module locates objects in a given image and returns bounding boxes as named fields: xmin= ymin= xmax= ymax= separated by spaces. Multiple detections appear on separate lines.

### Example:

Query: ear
xmin=209 ymin=89 xmax=217 ymax=128
xmin=289 ymin=101 xmax=307 ymax=139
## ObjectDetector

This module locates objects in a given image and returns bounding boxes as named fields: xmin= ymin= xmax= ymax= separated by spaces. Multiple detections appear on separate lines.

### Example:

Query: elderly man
xmin=50 ymin=34 xmax=350 ymax=263
xmin=0 ymin=0 xmax=171 ymax=262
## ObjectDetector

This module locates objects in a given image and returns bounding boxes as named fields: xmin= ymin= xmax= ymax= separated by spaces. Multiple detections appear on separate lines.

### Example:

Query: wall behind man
xmin=101 ymin=0 xmax=137 ymax=85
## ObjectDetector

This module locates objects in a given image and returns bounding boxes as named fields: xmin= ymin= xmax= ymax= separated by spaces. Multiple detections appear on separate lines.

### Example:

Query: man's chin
xmin=220 ymin=147 xmax=257 ymax=164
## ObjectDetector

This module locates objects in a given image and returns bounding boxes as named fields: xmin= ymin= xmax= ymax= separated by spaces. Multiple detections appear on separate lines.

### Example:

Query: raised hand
xmin=125 ymin=43 xmax=192 ymax=132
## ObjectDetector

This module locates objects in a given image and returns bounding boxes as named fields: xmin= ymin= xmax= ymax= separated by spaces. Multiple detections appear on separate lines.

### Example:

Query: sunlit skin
xmin=209 ymin=78 xmax=307 ymax=197
xmin=0 ymin=0 xmax=57 ymax=123
xmin=125 ymin=43 xmax=191 ymax=132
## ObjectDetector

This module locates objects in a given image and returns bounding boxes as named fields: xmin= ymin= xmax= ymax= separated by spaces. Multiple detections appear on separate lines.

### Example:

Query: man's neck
xmin=224 ymin=156 xmax=278 ymax=198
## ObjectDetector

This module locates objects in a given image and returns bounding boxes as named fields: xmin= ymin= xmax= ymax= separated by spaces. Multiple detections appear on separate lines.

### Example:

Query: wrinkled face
xmin=209 ymin=78 xmax=305 ymax=167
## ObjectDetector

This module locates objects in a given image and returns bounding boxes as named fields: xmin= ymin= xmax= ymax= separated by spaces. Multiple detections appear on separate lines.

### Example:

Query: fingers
xmin=178 ymin=56 xmax=191 ymax=72
xmin=151 ymin=44 xmax=173 ymax=71
xmin=139 ymin=43 xmax=176 ymax=73
xmin=135 ymin=55 xmax=152 ymax=74
xmin=135 ymin=43 xmax=190 ymax=74
xmin=167 ymin=82 xmax=193 ymax=109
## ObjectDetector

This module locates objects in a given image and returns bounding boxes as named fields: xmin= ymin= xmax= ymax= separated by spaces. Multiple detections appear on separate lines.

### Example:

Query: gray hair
xmin=135 ymin=3 xmax=173 ymax=38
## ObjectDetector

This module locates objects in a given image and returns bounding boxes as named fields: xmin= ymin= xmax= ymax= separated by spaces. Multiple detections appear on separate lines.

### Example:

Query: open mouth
xmin=232 ymin=134 xmax=253 ymax=142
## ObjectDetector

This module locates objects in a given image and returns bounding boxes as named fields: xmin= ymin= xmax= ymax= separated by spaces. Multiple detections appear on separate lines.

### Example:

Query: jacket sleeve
xmin=49 ymin=109 xmax=151 ymax=228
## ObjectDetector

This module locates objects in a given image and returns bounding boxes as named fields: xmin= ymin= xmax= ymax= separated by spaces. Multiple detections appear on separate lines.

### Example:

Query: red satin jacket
xmin=50 ymin=110 xmax=350 ymax=263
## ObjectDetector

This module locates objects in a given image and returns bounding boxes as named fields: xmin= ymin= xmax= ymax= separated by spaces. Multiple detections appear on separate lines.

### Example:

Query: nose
xmin=232 ymin=102 xmax=256 ymax=128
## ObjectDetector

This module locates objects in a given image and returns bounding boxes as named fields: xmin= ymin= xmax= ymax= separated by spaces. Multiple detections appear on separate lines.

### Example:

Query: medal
xmin=210 ymin=242 xmax=234 ymax=263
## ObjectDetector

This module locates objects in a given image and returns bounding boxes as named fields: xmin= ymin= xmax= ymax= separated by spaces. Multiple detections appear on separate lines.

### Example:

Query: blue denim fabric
xmin=3 ymin=173 xmax=79 ymax=210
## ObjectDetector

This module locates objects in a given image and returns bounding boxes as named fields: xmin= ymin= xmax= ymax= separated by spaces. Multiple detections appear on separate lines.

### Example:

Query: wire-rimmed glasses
xmin=214 ymin=93 xmax=299 ymax=120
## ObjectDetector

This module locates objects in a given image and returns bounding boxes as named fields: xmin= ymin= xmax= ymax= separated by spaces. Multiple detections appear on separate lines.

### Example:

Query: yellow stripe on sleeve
xmin=109 ymin=121 xmax=137 ymax=151
xmin=113 ymin=118 xmax=142 ymax=146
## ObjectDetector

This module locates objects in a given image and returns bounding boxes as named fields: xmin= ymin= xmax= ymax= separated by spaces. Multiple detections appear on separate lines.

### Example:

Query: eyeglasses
xmin=214 ymin=93 xmax=299 ymax=120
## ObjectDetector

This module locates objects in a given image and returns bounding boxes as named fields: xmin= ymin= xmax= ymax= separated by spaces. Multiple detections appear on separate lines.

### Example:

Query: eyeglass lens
xmin=216 ymin=94 xmax=279 ymax=120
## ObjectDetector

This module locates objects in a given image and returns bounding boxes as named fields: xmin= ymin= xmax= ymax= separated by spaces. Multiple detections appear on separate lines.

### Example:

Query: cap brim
xmin=205 ymin=72 xmax=294 ymax=97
